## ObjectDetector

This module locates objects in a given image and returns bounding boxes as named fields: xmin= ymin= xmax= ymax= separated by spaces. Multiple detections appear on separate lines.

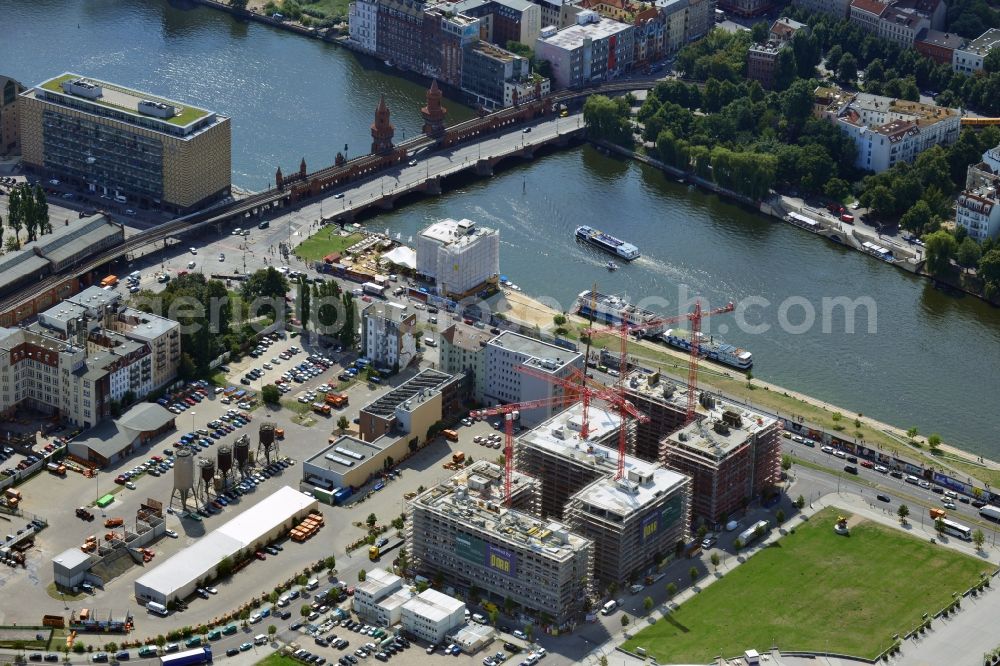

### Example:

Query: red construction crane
xmin=517 ymin=362 xmax=649 ymax=479
xmin=471 ymin=394 xmax=582 ymax=506
xmin=585 ymin=299 xmax=736 ymax=425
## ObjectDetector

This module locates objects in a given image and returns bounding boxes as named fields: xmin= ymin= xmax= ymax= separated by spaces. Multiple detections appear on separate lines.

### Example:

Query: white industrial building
xmin=483 ymin=331 xmax=584 ymax=427
xmin=348 ymin=0 xmax=378 ymax=54
xmin=52 ymin=548 xmax=94 ymax=590
xmin=134 ymin=487 xmax=317 ymax=605
xmin=354 ymin=568 xmax=406 ymax=625
xmin=361 ymin=301 xmax=416 ymax=371
xmin=415 ymin=218 xmax=499 ymax=299
xmin=401 ymin=588 xmax=467 ymax=643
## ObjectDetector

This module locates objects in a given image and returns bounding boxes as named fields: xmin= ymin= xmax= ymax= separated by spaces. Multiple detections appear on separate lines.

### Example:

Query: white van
xmin=129 ymin=270 xmax=141 ymax=280
xmin=254 ymin=634 xmax=268 ymax=646
xmin=114 ymin=194 xmax=127 ymax=204
xmin=424 ymin=337 xmax=437 ymax=347
xmin=146 ymin=601 xmax=168 ymax=616
xmin=306 ymin=578 xmax=319 ymax=590
xmin=601 ymin=600 xmax=617 ymax=615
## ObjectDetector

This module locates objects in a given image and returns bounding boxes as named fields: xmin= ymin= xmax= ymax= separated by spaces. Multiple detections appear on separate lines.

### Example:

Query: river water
xmin=5 ymin=0 xmax=1000 ymax=455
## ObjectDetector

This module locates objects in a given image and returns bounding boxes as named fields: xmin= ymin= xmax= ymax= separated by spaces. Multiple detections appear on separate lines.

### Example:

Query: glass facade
xmin=42 ymin=109 xmax=164 ymax=201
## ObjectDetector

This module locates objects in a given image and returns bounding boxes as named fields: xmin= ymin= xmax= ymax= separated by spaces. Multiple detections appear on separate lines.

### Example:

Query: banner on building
xmin=455 ymin=534 xmax=485 ymax=564
xmin=485 ymin=544 xmax=516 ymax=577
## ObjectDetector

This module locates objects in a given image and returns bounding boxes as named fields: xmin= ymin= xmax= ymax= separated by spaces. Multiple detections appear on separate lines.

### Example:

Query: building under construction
xmin=662 ymin=394 xmax=782 ymax=527
xmin=515 ymin=404 xmax=690 ymax=587
xmin=622 ymin=371 xmax=689 ymax=463
xmin=407 ymin=461 xmax=592 ymax=625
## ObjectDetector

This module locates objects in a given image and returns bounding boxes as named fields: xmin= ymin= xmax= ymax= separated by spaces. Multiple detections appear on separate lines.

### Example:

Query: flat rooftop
xmin=361 ymin=368 xmax=454 ymax=417
xmin=305 ymin=435 xmax=389 ymax=472
xmin=520 ymin=403 xmax=688 ymax=516
xmin=362 ymin=300 xmax=412 ymax=324
xmin=117 ymin=308 xmax=178 ymax=340
xmin=488 ymin=331 xmax=580 ymax=370
xmin=28 ymin=73 xmax=221 ymax=137
xmin=538 ymin=17 xmax=632 ymax=50
xmin=68 ymin=285 xmax=122 ymax=312
xmin=403 ymin=588 xmax=465 ymax=622
xmin=415 ymin=461 xmax=591 ymax=562
xmin=419 ymin=218 xmax=497 ymax=249
xmin=962 ymin=27 xmax=1000 ymax=54
xmin=357 ymin=567 xmax=401 ymax=596
xmin=666 ymin=397 xmax=777 ymax=460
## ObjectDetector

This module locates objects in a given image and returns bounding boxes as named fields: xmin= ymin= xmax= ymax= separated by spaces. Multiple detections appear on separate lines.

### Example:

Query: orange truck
xmin=312 ymin=402 xmax=331 ymax=416
xmin=325 ymin=393 xmax=348 ymax=408
xmin=929 ymin=508 xmax=946 ymax=520
xmin=443 ymin=429 xmax=459 ymax=442
xmin=100 ymin=275 xmax=118 ymax=288
xmin=104 ymin=517 xmax=123 ymax=528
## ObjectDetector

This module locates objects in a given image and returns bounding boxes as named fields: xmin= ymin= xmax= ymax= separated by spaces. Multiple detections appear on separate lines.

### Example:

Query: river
xmin=4 ymin=0 xmax=1000 ymax=455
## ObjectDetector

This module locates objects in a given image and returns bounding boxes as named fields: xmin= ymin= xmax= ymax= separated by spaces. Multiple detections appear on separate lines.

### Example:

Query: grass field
xmin=622 ymin=507 xmax=990 ymax=662
xmin=296 ymin=230 xmax=363 ymax=262
xmin=256 ymin=654 xmax=300 ymax=666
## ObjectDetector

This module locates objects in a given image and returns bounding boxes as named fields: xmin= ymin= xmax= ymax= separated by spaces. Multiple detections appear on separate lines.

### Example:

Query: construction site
xmin=407 ymin=461 xmax=593 ymax=625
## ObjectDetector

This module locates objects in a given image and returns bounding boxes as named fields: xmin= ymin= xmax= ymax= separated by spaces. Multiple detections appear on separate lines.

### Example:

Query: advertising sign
xmin=660 ymin=495 xmax=683 ymax=529
xmin=455 ymin=534 xmax=485 ymax=564
xmin=485 ymin=543 xmax=517 ymax=577
xmin=641 ymin=512 xmax=659 ymax=543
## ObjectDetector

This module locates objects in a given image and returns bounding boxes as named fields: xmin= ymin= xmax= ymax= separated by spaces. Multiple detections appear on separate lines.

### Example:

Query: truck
xmin=444 ymin=430 xmax=460 ymax=443
xmin=5 ymin=488 xmax=22 ymax=507
xmin=160 ymin=646 xmax=212 ymax=666
xmin=979 ymin=505 xmax=1000 ymax=522
xmin=312 ymin=402 xmax=331 ymax=416
xmin=325 ymin=393 xmax=348 ymax=408
xmin=736 ymin=520 xmax=770 ymax=547
xmin=104 ymin=517 xmax=124 ymax=528
xmin=146 ymin=601 xmax=168 ymax=616
xmin=46 ymin=462 xmax=67 ymax=476
xmin=929 ymin=508 xmax=947 ymax=520
xmin=368 ymin=545 xmax=380 ymax=561
xmin=451 ymin=451 xmax=464 ymax=464
xmin=100 ymin=275 xmax=118 ymax=288
xmin=362 ymin=282 xmax=386 ymax=297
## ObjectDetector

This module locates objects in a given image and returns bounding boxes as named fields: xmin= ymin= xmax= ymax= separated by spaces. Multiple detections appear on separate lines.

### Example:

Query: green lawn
xmin=296 ymin=230 xmax=363 ymax=262
xmin=256 ymin=654 xmax=300 ymax=666
xmin=623 ymin=507 xmax=990 ymax=662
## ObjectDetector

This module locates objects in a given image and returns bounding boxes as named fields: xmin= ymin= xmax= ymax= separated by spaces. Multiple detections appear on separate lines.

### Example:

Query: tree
xmin=230 ymin=0 xmax=249 ymax=8
xmin=781 ymin=454 xmax=792 ymax=471
xmin=823 ymin=177 xmax=851 ymax=203
xmin=299 ymin=277 xmax=311 ymax=330
xmin=865 ymin=185 xmax=895 ymax=220
xmin=733 ymin=538 xmax=744 ymax=552
xmin=710 ymin=552 xmax=720 ymax=571
xmin=934 ymin=517 xmax=946 ymax=536
xmin=525 ymin=623 xmax=534 ymax=641
xmin=339 ymin=293 xmax=357 ymax=348
xmin=552 ymin=314 xmax=567 ymax=326
xmin=300 ymin=604 xmax=311 ymax=617
xmin=900 ymin=199 xmax=934 ymax=233
xmin=216 ymin=556 xmax=234 ymax=579
xmin=503 ymin=596 xmax=516 ymax=614
xmin=973 ymin=528 xmax=986 ymax=550
xmin=267 ymin=624 xmax=277 ymax=640
xmin=837 ymin=53 xmax=858 ymax=83
xmin=897 ymin=504 xmax=910 ymax=524
xmin=358 ymin=569 xmax=367 ymax=582
xmin=825 ymin=45 xmax=843 ymax=73
xmin=34 ymin=184 xmax=50 ymax=235
xmin=337 ymin=415 xmax=349 ymax=431
xmin=689 ymin=566 xmax=699 ymax=585
xmin=776 ymin=509 xmax=786 ymax=524
xmin=957 ymin=237 xmax=982 ymax=271
xmin=7 ymin=186 xmax=22 ymax=248
xmin=751 ymin=21 xmax=769 ymax=44
xmin=600 ymin=656 xmax=609 ymax=666
xmin=262 ymin=384 xmax=280 ymax=404
xmin=619 ymin=615 xmax=629 ymax=628
xmin=583 ymin=95 xmax=633 ymax=146
xmin=666 ymin=582 xmax=678 ymax=601
xmin=242 ymin=267 xmax=290 ymax=317
xmin=795 ymin=495 xmax=805 ymax=509
xmin=923 ymin=230 xmax=958 ymax=276
xmin=488 ymin=608 xmax=499 ymax=626
xmin=642 ymin=596 xmax=654 ymax=614
xmin=928 ymin=433 xmax=942 ymax=451
xmin=366 ymin=512 xmax=377 ymax=529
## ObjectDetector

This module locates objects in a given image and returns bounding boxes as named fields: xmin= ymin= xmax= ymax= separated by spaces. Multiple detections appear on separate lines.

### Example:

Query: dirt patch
xmin=844 ymin=514 xmax=866 ymax=529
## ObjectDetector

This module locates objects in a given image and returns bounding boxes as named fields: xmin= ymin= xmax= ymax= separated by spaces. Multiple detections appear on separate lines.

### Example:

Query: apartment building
xmin=454 ymin=0 xmax=543 ymax=47
xmin=483 ymin=331 xmax=583 ymax=427
xmin=0 ymin=75 xmax=24 ymax=155
xmin=401 ymin=589 xmax=467 ymax=644
xmin=623 ymin=372 xmax=689 ymax=463
xmin=953 ymin=28 xmax=1000 ymax=74
xmin=915 ymin=29 xmax=966 ymax=65
xmin=439 ymin=323 xmax=492 ymax=403
xmin=534 ymin=12 xmax=635 ymax=89
xmin=349 ymin=0 xmax=379 ymax=53
xmin=424 ymin=7 xmax=481 ymax=88
xmin=717 ymin=0 xmax=773 ymax=18
xmin=815 ymin=87 xmax=961 ymax=173
xmin=955 ymin=144 xmax=1000 ymax=241
xmin=792 ymin=0 xmax=851 ymax=19
xmin=662 ymin=395 xmax=782 ymax=526
xmin=876 ymin=6 xmax=929 ymax=46
xmin=632 ymin=7 xmax=667 ymax=68
xmin=416 ymin=218 xmax=500 ymax=298
xmin=657 ymin=0 xmax=715 ymax=53
xmin=463 ymin=41 xmax=533 ymax=110
xmin=746 ymin=17 xmax=809 ymax=89
xmin=376 ymin=0 xmax=427 ymax=73
xmin=848 ymin=0 xmax=889 ymax=34
xmin=407 ymin=461 xmax=593 ymax=624
xmin=515 ymin=403 xmax=691 ymax=585
xmin=19 ymin=74 xmax=231 ymax=214
xmin=361 ymin=301 xmax=417 ymax=371
xmin=111 ymin=307 xmax=181 ymax=391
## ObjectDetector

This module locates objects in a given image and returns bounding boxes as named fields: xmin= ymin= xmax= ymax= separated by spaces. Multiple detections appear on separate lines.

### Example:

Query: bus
xmin=160 ymin=646 xmax=212 ymax=666
xmin=980 ymin=504 xmax=1000 ymax=522
xmin=940 ymin=518 xmax=972 ymax=541
xmin=100 ymin=275 xmax=118 ymax=288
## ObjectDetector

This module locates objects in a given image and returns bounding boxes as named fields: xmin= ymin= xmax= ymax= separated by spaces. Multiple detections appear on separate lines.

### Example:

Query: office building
xmin=349 ymin=0 xmax=379 ymax=54
xmin=440 ymin=323 xmax=493 ymax=403
xmin=416 ymin=218 xmax=500 ymax=298
xmin=483 ymin=331 xmax=583 ymax=427
xmin=408 ymin=461 xmax=593 ymax=624
xmin=19 ymin=74 xmax=231 ymax=214
xmin=111 ymin=307 xmax=181 ymax=392
xmin=454 ymin=0 xmax=543 ymax=47
xmin=915 ymin=29 xmax=966 ymax=65
xmin=814 ymin=86 xmax=961 ymax=173
xmin=362 ymin=301 xmax=417 ymax=371
xmin=358 ymin=368 xmax=466 ymax=443
xmin=354 ymin=568 xmax=406 ymax=625
xmin=303 ymin=434 xmax=414 ymax=492
xmin=516 ymin=403 xmax=691 ymax=585
xmin=462 ymin=42 xmax=533 ymax=110
xmin=1 ymin=75 xmax=24 ymax=155
xmin=401 ymin=589 xmax=467 ymax=644
xmin=953 ymin=28 xmax=1000 ymax=74
xmin=662 ymin=395 xmax=781 ymax=526
xmin=955 ymin=144 xmax=1000 ymax=241
xmin=535 ymin=12 xmax=635 ymax=89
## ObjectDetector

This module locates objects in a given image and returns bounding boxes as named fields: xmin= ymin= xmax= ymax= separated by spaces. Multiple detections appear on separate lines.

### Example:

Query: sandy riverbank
xmin=499 ymin=289 xmax=1000 ymax=485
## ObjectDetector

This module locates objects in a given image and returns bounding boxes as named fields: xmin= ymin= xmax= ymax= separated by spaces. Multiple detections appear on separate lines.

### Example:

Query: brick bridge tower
xmin=371 ymin=95 xmax=395 ymax=155
xmin=421 ymin=80 xmax=448 ymax=139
